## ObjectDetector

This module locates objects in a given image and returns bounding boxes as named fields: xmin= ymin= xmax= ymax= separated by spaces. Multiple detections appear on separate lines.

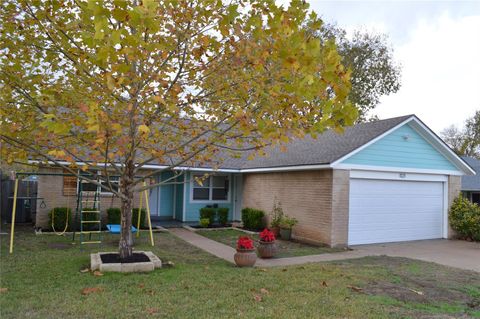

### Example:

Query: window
xmin=472 ymin=192 xmax=480 ymax=205
xmin=79 ymin=172 xmax=119 ymax=194
xmin=192 ymin=175 xmax=229 ymax=201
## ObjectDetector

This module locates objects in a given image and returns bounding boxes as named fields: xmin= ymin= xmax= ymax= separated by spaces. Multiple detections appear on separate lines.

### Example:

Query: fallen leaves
xmin=0 ymin=288 xmax=8 ymax=293
xmin=146 ymin=308 xmax=158 ymax=315
xmin=260 ymin=288 xmax=269 ymax=295
xmin=80 ymin=268 xmax=90 ymax=273
xmin=347 ymin=285 xmax=363 ymax=293
xmin=81 ymin=287 xmax=103 ymax=295
xmin=321 ymin=281 xmax=328 ymax=287
xmin=93 ymin=271 xmax=103 ymax=277
xmin=253 ymin=294 xmax=263 ymax=302
xmin=408 ymin=288 xmax=424 ymax=295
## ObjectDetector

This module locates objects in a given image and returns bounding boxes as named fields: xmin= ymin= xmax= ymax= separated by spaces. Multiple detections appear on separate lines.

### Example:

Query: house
xmin=461 ymin=156 xmax=480 ymax=205
xmin=33 ymin=114 xmax=475 ymax=247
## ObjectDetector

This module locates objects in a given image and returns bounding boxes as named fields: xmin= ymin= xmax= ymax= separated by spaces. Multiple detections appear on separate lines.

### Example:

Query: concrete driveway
xmin=353 ymin=239 xmax=480 ymax=272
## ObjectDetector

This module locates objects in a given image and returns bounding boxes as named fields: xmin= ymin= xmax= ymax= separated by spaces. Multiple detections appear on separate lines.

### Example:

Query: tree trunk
xmin=119 ymin=160 xmax=135 ymax=260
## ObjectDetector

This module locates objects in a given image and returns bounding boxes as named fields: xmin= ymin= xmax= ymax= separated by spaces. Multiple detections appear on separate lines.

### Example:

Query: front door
xmin=233 ymin=175 xmax=243 ymax=221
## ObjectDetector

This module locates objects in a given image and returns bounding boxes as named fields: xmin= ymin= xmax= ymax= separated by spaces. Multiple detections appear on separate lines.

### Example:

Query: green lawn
xmin=1 ymin=226 xmax=479 ymax=319
xmin=196 ymin=229 xmax=345 ymax=257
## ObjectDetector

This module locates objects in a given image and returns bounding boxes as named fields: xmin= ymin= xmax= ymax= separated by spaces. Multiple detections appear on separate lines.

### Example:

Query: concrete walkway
xmin=169 ymin=228 xmax=237 ymax=263
xmin=169 ymin=228 xmax=480 ymax=272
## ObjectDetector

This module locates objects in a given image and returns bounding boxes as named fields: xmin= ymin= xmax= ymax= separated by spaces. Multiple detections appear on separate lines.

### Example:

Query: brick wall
xmin=35 ymin=167 xmax=145 ymax=229
xmin=242 ymin=169 xmax=350 ymax=247
xmin=447 ymin=175 xmax=462 ymax=238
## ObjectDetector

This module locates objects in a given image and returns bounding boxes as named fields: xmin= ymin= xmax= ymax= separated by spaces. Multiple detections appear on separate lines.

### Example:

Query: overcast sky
xmin=280 ymin=0 xmax=480 ymax=133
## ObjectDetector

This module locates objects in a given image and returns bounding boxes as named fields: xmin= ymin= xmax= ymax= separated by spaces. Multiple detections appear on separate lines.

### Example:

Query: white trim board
xmin=350 ymin=170 xmax=448 ymax=182
xmin=337 ymin=164 xmax=463 ymax=176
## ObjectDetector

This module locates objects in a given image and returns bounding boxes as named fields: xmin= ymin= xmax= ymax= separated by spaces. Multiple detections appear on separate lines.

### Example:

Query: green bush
xmin=217 ymin=207 xmax=229 ymax=225
xmin=81 ymin=207 xmax=101 ymax=231
xmin=241 ymin=207 xmax=266 ymax=230
xmin=199 ymin=218 xmax=210 ymax=228
xmin=449 ymin=196 xmax=480 ymax=241
xmin=107 ymin=208 xmax=121 ymax=224
xmin=49 ymin=207 xmax=72 ymax=232
xmin=199 ymin=207 xmax=216 ymax=225
xmin=107 ymin=207 xmax=146 ymax=229
xmin=132 ymin=208 xmax=147 ymax=229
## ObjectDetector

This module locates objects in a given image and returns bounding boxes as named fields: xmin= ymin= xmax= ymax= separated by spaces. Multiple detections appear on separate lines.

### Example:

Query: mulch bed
xmin=100 ymin=253 xmax=150 ymax=264
xmin=190 ymin=224 xmax=232 ymax=229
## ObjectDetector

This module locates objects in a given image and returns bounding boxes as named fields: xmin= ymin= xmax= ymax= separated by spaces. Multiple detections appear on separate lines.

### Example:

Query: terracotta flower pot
xmin=279 ymin=228 xmax=292 ymax=240
xmin=257 ymin=240 xmax=277 ymax=259
xmin=271 ymin=226 xmax=280 ymax=237
xmin=234 ymin=249 xmax=257 ymax=267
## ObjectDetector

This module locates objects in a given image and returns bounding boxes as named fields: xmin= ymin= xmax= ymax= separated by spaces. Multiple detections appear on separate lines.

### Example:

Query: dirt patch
xmin=336 ymin=256 xmax=480 ymax=314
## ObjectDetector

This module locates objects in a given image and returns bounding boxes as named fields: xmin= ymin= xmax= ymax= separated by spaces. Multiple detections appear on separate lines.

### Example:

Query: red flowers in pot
xmin=259 ymin=228 xmax=275 ymax=242
xmin=237 ymin=236 xmax=255 ymax=250
xmin=234 ymin=236 xmax=256 ymax=267
xmin=258 ymin=228 xmax=277 ymax=259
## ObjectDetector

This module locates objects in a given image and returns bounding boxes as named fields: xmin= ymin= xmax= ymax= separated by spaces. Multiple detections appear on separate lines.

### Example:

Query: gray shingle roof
xmin=461 ymin=157 xmax=480 ymax=190
xmin=181 ymin=114 xmax=413 ymax=170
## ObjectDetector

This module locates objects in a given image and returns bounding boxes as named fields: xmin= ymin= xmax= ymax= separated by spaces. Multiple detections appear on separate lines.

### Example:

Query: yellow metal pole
xmin=9 ymin=178 xmax=19 ymax=254
xmin=136 ymin=190 xmax=143 ymax=238
xmin=143 ymin=182 xmax=154 ymax=246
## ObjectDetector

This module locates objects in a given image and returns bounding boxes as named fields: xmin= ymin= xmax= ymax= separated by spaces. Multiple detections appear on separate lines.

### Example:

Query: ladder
xmin=76 ymin=178 xmax=102 ymax=245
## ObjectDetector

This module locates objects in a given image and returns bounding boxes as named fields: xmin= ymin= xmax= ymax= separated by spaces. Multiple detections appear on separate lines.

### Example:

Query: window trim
xmin=77 ymin=171 xmax=120 ymax=196
xmin=190 ymin=174 xmax=231 ymax=203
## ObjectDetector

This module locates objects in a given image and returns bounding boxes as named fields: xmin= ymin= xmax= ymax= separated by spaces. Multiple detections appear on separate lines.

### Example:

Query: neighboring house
xmin=33 ymin=115 xmax=475 ymax=247
xmin=461 ymin=156 xmax=480 ymax=205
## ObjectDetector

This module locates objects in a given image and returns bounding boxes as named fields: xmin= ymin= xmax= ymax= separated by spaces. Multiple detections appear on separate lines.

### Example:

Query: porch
xmin=147 ymin=170 xmax=243 ymax=223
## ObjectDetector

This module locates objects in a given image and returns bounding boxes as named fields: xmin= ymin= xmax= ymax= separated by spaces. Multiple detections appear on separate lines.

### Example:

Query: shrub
xmin=199 ymin=218 xmax=210 ymax=228
xmin=81 ymin=207 xmax=101 ymax=231
xmin=217 ymin=207 xmax=229 ymax=226
xmin=107 ymin=208 xmax=121 ymax=224
xmin=199 ymin=207 xmax=216 ymax=225
xmin=107 ymin=207 xmax=146 ymax=229
xmin=449 ymin=196 xmax=480 ymax=241
xmin=241 ymin=208 xmax=266 ymax=230
xmin=270 ymin=198 xmax=284 ymax=228
xmin=49 ymin=207 xmax=72 ymax=232
xmin=132 ymin=208 xmax=147 ymax=229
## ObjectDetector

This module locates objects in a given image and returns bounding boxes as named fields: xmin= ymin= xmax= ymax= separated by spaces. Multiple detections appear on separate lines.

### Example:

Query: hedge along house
xmin=33 ymin=115 xmax=474 ymax=247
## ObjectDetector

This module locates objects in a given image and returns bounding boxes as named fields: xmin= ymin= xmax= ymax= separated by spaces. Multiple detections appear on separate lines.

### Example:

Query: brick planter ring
xmin=90 ymin=251 xmax=162 ymax=273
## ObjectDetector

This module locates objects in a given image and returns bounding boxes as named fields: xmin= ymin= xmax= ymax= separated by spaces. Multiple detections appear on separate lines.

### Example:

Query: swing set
xmin=8 ymin=171 xmax=154 ymax=254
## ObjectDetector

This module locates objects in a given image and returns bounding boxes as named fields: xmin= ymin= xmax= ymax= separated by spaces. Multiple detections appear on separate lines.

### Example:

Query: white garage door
xmin=348 ymin=179 xmax=444 ymax=245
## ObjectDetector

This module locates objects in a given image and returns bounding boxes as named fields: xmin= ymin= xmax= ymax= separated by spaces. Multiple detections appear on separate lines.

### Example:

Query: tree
xmin=318 ymin=24 xmax=401 ymax=122
xmin=441 ymin=110 xmax=480 ymax=158
xmin=0 ymin=0 xmax=357 ymax=259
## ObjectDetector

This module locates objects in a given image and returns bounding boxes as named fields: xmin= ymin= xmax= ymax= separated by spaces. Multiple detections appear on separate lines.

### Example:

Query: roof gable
xmin=335 ymin=117 xmax=474 ymax=175
xmin=339 ymin=123 xmax=458 ymax=171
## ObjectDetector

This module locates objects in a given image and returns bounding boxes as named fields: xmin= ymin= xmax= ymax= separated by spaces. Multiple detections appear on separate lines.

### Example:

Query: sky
xmin=279 ymin=0 xmax=480 ymax=133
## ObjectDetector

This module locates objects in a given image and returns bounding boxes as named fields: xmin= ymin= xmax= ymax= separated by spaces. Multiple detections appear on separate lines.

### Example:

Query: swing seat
xmin=106 ymin=224 xmax=138 ymax=234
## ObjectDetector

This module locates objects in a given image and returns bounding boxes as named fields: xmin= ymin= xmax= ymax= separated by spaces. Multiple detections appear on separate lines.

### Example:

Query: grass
xmin=0 ymin=226 xmax=479 ymax=318
xmin=196 ymin=229 xmax=344 ymax=258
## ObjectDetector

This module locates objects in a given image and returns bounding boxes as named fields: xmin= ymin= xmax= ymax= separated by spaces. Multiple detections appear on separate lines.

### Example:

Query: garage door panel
xmin=348 ymin=179 xmax=444 ymax=245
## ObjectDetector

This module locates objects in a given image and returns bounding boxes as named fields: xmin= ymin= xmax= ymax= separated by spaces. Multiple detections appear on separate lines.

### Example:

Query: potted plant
xmin=279 ymin=215 xmax=298 ymax=240
xmin=257 ymin=228 xmax=277 ymax=258
xmin=234 ymin=236 xmax=257 ymax=267
xmin=269 ymin=199 xmax=284 ymax=237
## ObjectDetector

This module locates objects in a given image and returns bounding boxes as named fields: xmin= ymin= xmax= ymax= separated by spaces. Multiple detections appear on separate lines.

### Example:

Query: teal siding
xmin=183 ymin=171 xmax=235 ymax=222
xmin=342 ymin=123 xmax=458 ymax=171
xmin=175 ymin=178 xmax=184 ymax=220
xmin=159 ymin=171 xmax=174 ymax=217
